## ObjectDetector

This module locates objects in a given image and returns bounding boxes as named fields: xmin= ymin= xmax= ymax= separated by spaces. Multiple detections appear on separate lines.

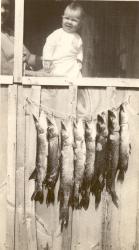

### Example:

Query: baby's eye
xmin=62 ymin=16 xmax=69 ymax=20
xmin=71 ymin=19 xmax=78 ymax=22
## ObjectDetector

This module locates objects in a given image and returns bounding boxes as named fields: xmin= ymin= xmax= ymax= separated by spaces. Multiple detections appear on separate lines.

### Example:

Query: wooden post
xmin=0 ymin=0 xmax=1 ymax=74
xmin=15 ymin=85 xmax=27 ymax=250
xmin=0 ymin=85 xmax=8 ymax=249
xmin=14 ymin=0 xmax=24 ymax=82
xmin=24 ymin=86 xmax=41 ymax=250
xmin=6 ymin=85 xmax=17 ymax=250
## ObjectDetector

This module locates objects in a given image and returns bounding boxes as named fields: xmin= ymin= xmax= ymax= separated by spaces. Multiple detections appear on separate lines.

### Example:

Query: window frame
xmin=1 ymin=0 xmax=139 ymax=88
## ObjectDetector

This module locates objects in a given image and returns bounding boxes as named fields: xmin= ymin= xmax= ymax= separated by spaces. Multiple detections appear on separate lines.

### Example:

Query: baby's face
xmin=62 ymin=8 xmax=82 ymax=33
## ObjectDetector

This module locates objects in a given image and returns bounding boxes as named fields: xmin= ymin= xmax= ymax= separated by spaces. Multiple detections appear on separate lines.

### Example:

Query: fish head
xmin=85 ymin=120 xmax=96 ymax=140
xmin=119 ymin=103 xmax=128 ymax=125
xmin=36 ymin=111 xmax=47 ymax=133
xmin=47 ymin=117 xmax=59 ymax=138
xmin=74 ymin=118 xmax=84 ymax=141
xmin=108 ymin=109 xmax=119 ymax=132
xmin=97 ymin=113 xmax=108 ymax=136
xmin=61 ymin=119 xmax=74 ymax=145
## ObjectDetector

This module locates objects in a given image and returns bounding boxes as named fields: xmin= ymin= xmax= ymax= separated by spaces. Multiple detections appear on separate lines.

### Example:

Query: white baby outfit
xmin=43 ymin=28 xmax=83 ymax=78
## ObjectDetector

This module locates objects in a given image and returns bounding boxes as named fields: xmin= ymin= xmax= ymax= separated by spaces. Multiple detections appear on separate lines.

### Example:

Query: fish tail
xmin=46 ymin=188 xmax=55 ymax=206
xmin=60 ymin=207 xmax=69 ymax=232
xmin=31 ymin=190 xmax=44 ymax=204
xmin=29 ymin=169 xmax=37 ymax=180
xmin=117 ymin=170 xmax=125 ymax=183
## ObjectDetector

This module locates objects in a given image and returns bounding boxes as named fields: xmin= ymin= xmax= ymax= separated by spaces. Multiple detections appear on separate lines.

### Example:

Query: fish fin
xmin=129 ymin=143 xmax=131 ymax=154
xmin=61 ymin=120 xmax=66 ymax=130
xmin=43 ymin=176 xmax=47 ymax=186
xmin=31 ymin=190 xmax=44 ymax=204
xmin=58 ymin=187 xmax=63 ymax=203
xmin=80 ymin=195 xmax=89 ymax=210
xmin=29 ymin=169 xmax=37 ymax=180
xmin=95 ymin=190 xmax=101 ymax=210
xmin=60 ymin=207 xmax=69 ymax=232
xmin=68 ymin=193 xmax=74 ymax=209
xmin=85 ymin=120 xmax=89 ymax=129
xmin=97 ymin=114 xmax=104 ymax=123
xmin=73 ymin=120 xmax=77 ymax=128
xmin=46 ymin=189 xmax=55 ymax=206
xmin=47 ymin=116 xmax=53 ymax=125
xmin=74 ymin=196 xmax=80 ymax=209
xmin=111 ymin=191 xmax=119 ymax=208
xmin=32 ymin=114 xmax=39 ymax=128
xmin=91 ymin=176 xmax=97 ymax=195
xmin=117 ymin=170 xmax=125 ymax=184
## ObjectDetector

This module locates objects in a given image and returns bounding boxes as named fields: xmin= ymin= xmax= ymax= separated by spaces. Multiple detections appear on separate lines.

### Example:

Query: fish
xmin=80 ymin=119 xmax=96 ymax=210
xmin=73 ymin=118 xmax=86 ymax=209
xmin=44 ymin=116 xmax=59 ymax=205
xmin=106 ymin=109 xmax=119 ymax=208
xmin=91 ymin=112 xmax=108 ymax=209
xmin=58 ymin=119 xmax=74 ymax=231
xmin=29 ymin=111 xmax=48 ymax=204
xmin=117 ymin=103 xmax=131 ymax=183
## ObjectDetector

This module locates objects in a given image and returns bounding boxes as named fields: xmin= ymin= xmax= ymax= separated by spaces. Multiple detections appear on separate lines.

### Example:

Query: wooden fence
xmin=0 ymin=78 xmax=139 ymax=250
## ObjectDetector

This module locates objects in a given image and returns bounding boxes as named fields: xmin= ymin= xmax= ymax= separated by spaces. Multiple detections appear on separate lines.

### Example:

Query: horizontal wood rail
xmin=0 ymin=74 xmax=139 ymax=88
xmin=0 ymin=76 xmax=14 ymax=85
xmin=22 ymin=76 xmax=139 ymax=88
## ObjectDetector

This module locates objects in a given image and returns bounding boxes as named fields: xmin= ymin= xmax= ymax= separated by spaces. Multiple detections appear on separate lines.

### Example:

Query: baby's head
xmin=62 ymin=2 xmax=85 ymax=33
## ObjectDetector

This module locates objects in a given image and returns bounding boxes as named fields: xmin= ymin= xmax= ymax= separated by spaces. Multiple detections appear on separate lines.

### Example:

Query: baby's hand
xmin=43 ymin=60 xmax=53 ymax=73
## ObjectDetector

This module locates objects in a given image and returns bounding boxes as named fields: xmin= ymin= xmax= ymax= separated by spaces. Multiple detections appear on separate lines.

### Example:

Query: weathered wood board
xmin=0 ymin=86 xmax=8 ymax=250
xmin=1 ymin=84 xmax=139 ymax=250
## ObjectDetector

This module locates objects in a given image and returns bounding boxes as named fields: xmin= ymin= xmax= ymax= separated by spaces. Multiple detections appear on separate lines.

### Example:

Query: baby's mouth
xmin=65 ymin=24 xmax=72 ymax=29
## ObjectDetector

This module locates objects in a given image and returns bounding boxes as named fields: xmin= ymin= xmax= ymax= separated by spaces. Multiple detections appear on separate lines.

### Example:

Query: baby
xmin=42 ymin=3 xmax=85 ymax=78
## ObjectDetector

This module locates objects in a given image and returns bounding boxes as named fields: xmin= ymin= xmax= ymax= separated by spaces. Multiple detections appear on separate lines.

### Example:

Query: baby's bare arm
xmin=43 ymin=60 xmax=53 ymax=73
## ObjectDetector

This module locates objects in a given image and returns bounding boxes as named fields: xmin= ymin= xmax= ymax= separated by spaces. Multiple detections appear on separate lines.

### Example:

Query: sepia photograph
xmin=1 ymin=0 xmax=139 ymax=249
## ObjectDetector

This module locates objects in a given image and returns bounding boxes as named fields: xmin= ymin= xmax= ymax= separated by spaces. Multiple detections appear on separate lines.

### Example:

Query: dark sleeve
xmin=23 ymin=45 xmax=35 ymax=66
xmin=23 ymin=45 xmax=42 ymax=70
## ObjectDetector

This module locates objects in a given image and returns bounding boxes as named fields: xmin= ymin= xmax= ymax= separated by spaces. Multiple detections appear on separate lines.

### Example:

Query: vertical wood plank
xmin=0 ymin=0 xmax=1 ymax=74
xmin=35 ymin=85 xmax=77 ymax=250
xmin=136 ymin=103 xmax=139 ymax=250
xmin=24 ymin=85 xmax=41 ymax=250
xmin=36 ymin=87 xmax=59 ymax=250
xmin=14 ymin=0 xmax=24 ymax=82
xmin=15 ymin=85 xmax=27 ymax=250
xmin=114 ymin=89 xmax=139 ymax=250
xmin=6 ymin=85 xmax=17 ymax=250
xmin=0 ymin=86 xmax=8 ymax=250
xmin=102 ymin=88 xmax=139 ymax=250
xmin=62 ymin=84 xmax=77 ymax=250
xmin=71 ymin=87 xmax=108 ymax=250
xmin=101 ymin=87 xmax=116 ymax=250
